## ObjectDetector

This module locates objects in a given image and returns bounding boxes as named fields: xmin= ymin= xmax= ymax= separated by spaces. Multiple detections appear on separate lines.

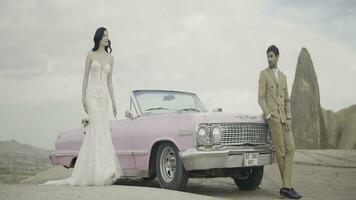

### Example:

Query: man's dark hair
xmin=266 ymin=45 xmax=279 ymax=57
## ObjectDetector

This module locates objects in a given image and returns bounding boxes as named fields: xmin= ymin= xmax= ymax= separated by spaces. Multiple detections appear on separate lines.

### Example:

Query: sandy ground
xmin=1 ymin=150 xmax=356 ymax=200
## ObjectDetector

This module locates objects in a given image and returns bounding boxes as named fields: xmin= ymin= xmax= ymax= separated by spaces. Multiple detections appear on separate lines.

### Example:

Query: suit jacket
xmin=258 ymin=67 xmax=291 ymax=123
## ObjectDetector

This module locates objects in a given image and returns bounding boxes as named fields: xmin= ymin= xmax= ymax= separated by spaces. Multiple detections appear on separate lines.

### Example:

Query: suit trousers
xmin=267 ymin=115 xmax=296 ymax=188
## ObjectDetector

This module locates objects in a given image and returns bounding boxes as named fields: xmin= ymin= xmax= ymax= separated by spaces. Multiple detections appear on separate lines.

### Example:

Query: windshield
xmin=134 ymin=90 xmax=208 ymax=115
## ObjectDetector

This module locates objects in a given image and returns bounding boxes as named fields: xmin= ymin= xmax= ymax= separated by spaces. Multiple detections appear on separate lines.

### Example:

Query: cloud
xmin=266 ymin=0 xmax=356 ymax=48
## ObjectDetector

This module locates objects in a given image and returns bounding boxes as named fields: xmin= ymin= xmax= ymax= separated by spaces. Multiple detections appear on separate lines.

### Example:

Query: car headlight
xmin=211 ymin=125 xmax=223 ymax=144
xmin=196 ymin=125 xmax=209 ymax=146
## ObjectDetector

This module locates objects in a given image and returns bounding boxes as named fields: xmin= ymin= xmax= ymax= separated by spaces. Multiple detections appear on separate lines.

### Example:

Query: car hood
xmin=192 ymin=112 xmax=267 ymax=124
xmin=125 ymin=111 xmax=267 ymax=125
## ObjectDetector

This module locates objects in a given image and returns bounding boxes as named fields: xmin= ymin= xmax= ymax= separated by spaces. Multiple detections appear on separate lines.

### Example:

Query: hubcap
xmin=160 ymin=146 xmax=177 ymax=183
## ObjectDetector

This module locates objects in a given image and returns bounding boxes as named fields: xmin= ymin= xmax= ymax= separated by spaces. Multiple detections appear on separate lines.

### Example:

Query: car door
xmin=111 ymin=119 xmax=135 ymax=170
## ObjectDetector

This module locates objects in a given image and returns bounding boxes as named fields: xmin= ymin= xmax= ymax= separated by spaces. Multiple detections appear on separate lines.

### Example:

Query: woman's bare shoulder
xmin=87 ymin=50 xmax=95 ymax=57
xmin=107 ymin=52 xmax=114 ymax=59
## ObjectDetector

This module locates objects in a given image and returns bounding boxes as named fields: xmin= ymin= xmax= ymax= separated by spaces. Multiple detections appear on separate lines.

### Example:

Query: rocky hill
xmin=0 ymin=139 xmax=53 ymax=183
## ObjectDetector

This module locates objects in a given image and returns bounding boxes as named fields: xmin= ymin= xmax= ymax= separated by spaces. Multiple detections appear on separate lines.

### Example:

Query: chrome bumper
xmin=179 ymin=145 xmax=275 ymax=171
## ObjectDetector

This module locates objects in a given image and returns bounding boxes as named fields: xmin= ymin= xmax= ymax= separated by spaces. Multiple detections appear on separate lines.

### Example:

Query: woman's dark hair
xmin=266 ymin=45 xmax=279 ymax=57
xmin=92 ymin=27 xmax=112 ymax=53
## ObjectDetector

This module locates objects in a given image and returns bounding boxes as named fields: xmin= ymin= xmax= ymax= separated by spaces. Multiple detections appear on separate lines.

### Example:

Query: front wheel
xmin=155 ymin=142 xmax=188 ymax=190
xmin=233 ymin=166 xmax=264 ymax=190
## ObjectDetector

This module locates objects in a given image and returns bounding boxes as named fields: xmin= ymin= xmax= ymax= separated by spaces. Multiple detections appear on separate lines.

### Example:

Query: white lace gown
xmin=39 ymin=59 xmax=123 ymax=186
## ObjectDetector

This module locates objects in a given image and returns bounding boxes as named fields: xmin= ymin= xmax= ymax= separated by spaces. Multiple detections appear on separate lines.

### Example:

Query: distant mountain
xmin=0 ymin=139 xmax=54 ymax=183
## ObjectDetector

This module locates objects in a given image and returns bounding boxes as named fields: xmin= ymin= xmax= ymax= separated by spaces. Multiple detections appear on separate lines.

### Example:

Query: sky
xmin=0 ymin=0 xmax=355 ymax=149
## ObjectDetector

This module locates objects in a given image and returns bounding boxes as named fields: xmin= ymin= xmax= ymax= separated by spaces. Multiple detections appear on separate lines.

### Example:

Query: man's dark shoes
xmin=291 ymin=188 xmax=302 ymax=199
xmin=280 ymin=188 xmax=302 ymax=199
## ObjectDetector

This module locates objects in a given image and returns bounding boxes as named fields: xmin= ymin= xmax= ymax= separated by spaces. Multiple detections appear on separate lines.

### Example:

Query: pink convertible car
xmin=49 ymin=89 xmax=274 ymax=190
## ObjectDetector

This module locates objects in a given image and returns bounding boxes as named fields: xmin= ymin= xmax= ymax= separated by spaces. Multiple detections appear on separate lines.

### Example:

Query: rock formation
xmin=335 ymin=105 xmax=356 ymax=149
xmin=290 ymin=48 xmax=321 ymax=149
xmin=320 ymin=108 xmax=338 ymax=148
xmin=290 ymin=47 xmax=356 ymax=149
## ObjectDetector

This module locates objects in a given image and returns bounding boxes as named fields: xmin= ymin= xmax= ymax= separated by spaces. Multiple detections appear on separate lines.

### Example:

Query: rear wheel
xmin=233 ymin=166 xmax=264 ymax=190
xmin=155 ymin=142 xmax=188 ymax=190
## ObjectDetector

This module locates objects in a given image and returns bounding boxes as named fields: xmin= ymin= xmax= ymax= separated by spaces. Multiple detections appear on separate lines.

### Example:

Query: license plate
xmin=243 ymin=153 xmax=259 ymax=166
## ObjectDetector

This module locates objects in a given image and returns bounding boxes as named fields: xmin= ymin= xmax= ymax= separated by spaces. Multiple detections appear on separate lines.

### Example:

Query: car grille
xmin=221 ymin=123 xmax=270 ymax=145
xmin=202 ymin=123 xmax=270 ymax=145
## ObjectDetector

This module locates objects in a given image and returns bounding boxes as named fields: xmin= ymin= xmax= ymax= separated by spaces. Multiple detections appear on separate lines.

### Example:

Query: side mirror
xmin=212 ymin=108 xmax=223 ymax=112
xmin=125 ymin=110 xmax=134 ymax=119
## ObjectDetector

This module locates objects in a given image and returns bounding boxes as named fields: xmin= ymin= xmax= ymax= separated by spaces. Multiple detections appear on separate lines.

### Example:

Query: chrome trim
xmin=220 ymin=123 xmax=269 ymax=145
xmin=178 ymin=131 xmax=194 ymax=137
xmin=159 ymin=146 xmax=177 ymax=182
xmin=179 ymin=146 xmax=274 ymax=171
xmin=130 ymin=92 xmax=143 ymax=117
xmin=132 ymin=150 xmax=149 ymax=155
xmin=131 ymin=89 xmax=208 ymax=116
xmin=116 ymin=151 xmax=132 ymax=155
xmin=122 ymin=169 xmax=149 ymax=177
xmin=53 ymin=150 xmax=149 ymax=156
xmin=114 ymin=150 xmax=149 ymax=155
xmin=196 ymin=125 xmax=210 ymax=147
xmin=54 ymin=150 xmax=78 ymax=156
xmin=211 ymin=124 xmax=223 ymax=145
xmin=129 ymin=97 xmax=139 ymax=118
xmin=194 ymin=123 xmax=199 ymax=147
xmin=195 ymin=122 xmax=270 ymax=147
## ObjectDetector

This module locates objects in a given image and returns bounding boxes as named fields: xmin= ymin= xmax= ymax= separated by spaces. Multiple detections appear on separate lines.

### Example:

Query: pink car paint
xmin=49 ymin=90 xmax=272 ymax=180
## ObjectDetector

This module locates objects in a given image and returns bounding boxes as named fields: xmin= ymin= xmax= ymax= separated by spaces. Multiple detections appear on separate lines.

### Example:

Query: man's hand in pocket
xmin=286 ymin=118 xmax=292 ymax=131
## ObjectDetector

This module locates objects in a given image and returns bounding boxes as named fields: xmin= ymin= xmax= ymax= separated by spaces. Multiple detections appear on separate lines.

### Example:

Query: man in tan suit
xmin=258 ymin=45 xmax=302 ymax=199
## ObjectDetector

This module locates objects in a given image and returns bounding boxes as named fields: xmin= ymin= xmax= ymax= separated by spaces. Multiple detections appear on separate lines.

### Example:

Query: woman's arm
xmin=107 ymin=55 xmax=117 ymax=116
xmin=82 ymin=52 xmax=91 ymax=113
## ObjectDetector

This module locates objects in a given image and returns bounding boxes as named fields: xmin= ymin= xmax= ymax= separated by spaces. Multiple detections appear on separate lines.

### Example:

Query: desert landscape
xmin=0 ymin=139 xmax=355 ymax=200
xmin=0 ymin=140 xmax=52 ymax=183
xmin=1 ymin=47 xmax=355 ymax=200
xmin=1 ymin=1 xmax=355 ymax=200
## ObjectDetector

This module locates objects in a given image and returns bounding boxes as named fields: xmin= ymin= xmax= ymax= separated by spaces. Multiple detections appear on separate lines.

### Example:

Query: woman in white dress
xmin=39 ymin=27 xmax=123 ymax=186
